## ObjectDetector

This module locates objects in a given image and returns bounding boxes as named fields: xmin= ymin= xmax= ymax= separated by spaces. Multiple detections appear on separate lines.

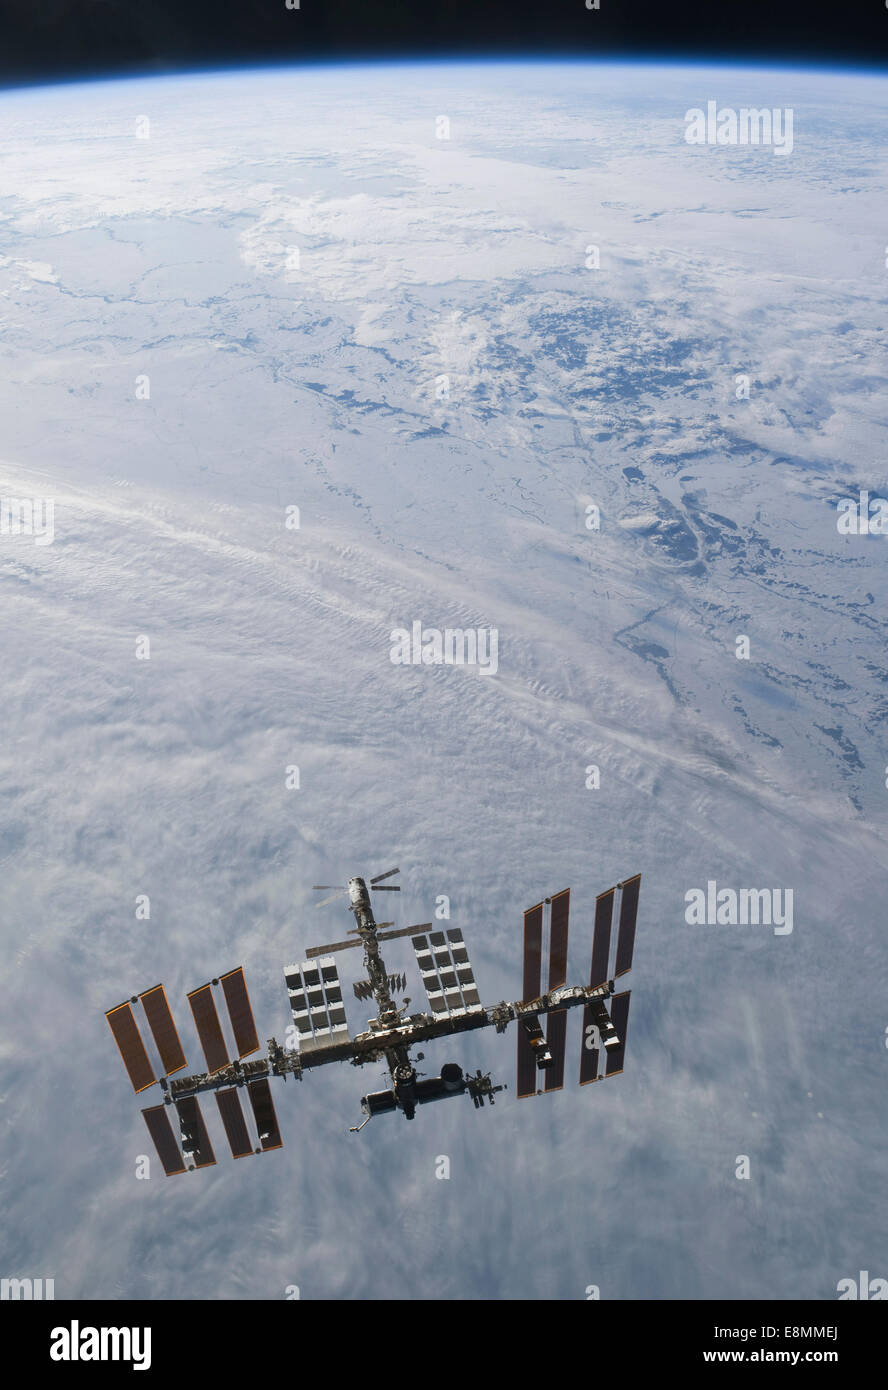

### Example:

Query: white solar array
xmin=284 ymin=956 xmax=350 ymax=1043
xmin=412 ymin=928 xmax=482 ymax=1017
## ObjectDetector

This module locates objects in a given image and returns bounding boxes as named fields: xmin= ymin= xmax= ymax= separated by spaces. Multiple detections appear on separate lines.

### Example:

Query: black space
xmin=0 ymin=0 xmax=885 ymax=89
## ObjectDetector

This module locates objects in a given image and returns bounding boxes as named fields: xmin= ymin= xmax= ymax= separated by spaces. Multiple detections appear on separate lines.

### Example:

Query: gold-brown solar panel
xmin=247 ymin=1078 xmax=283 ymax=1151
xmin=521 ymin=902 xmax=543 ymax=1003
xmin=517 ymin=903 xmax=543 ymax=1099
xmin=106 ymin=1002 xmax=155 ymax=1093
xmin=142 ymin=1105 xmax=186 ymax=1176
xmin=175 ymin=1096 xmax=216 ymax=1168
xmin=578 ymin=1001 xmax=601 ymax=1086
xmin=139 ymin=985 xmax=187 ymax=1076
xmin=615 ymin=874 xmax=641 ymax=978
xmin=220 ymin=968 xmax=260 ymax=1059
xmin=544 ymin=889 xmax=570 ymax=1094
xmin=604 ymin=991 xmax=631 ymax=1077
xmin=215 ymin=1088 xmax=254 ymax=1159
xmin=547 ymin=890 xmax=570 ymax=987
xmin=187 ymin=983 xmax=229 ymax=1075
xmin=589 ymin=888 xmax=614 ymax=990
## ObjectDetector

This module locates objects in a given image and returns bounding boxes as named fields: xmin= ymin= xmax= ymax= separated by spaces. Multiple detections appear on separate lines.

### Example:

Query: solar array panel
xmin=579 ymin=877 xmax=639 ymax=1082
xmin=110 ymin=965 xmax=262 ymax=1092
xmin=304 ymin=935 xmax=359 ymax=959
xmin=215 ymin=1088 xmax=254 ymax=1159
xmin=521 ymin=902 xmax=543 ymax=1004
xmin=615 ymin=875 xmax=641 ymax=978
xmin=106 ymin=1002 xmax=155 ymax=1094
xmin=544 ymin=889 xmax=570 ymax=1094
xmin=517 ymin=878 xmax=640 ymax=1097
xmin=139 ymin=985 xmax=187 ymax=1077
xmin=284 ymin=957 xmax=349 ymax=1042
xmin=447 ymin=928 xmax=481 ymax=1009
xmin=305 ymin=921 xmax=431 ymax=959
xmin=108 ymin=964 xmax=285 ymax=1170
xmin=187 ymin=983 xmax=229 ymax=1075
xmin=589 ymin=888 xmax=614 ymax=990
xmin=578 ymin=1004 xmax=600 ymax=1086
xmin=220 ymin=968 xmax=260 ymax=1058
xmin=412 ymin=928 xmax=482 ymax=1018
xmin=377 ymin=921 xmax=432 ymax=945
xmin=516 ymin=903 xmax=543 ymax=1099
xmin=579 ymin=991 xmax=632 ymax=1083
xmin=248 ymin=1078 xmax=283 ymax=1151
xmin=175 ymin=1096 xmax=216 ymax=1169
xmin=604 ymin=991 xmax=631 ymax=1077
xmin=370 ymin=867 xmax=399 ymax=884
xmin=142 ymin=1105 xmax=186 ymax=1176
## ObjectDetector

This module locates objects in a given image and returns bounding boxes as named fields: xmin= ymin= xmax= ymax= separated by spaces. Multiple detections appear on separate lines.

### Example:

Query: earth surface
xmin=1 ymin=61 xmax=886 ymax=1300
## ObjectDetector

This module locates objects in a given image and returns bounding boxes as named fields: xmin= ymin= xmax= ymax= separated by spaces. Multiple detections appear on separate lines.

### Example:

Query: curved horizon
xmin=1 ymin=50 xmax=887 ymax=99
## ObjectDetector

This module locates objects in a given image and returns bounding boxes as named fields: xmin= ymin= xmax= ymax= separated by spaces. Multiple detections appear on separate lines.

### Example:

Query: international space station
xmin=105 ymin=868 xmax=640 ymax=1173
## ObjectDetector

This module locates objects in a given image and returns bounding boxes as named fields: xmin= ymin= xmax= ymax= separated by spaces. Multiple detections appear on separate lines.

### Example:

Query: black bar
xmin=12 ymin=1301 xmax=880 ymax=1369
